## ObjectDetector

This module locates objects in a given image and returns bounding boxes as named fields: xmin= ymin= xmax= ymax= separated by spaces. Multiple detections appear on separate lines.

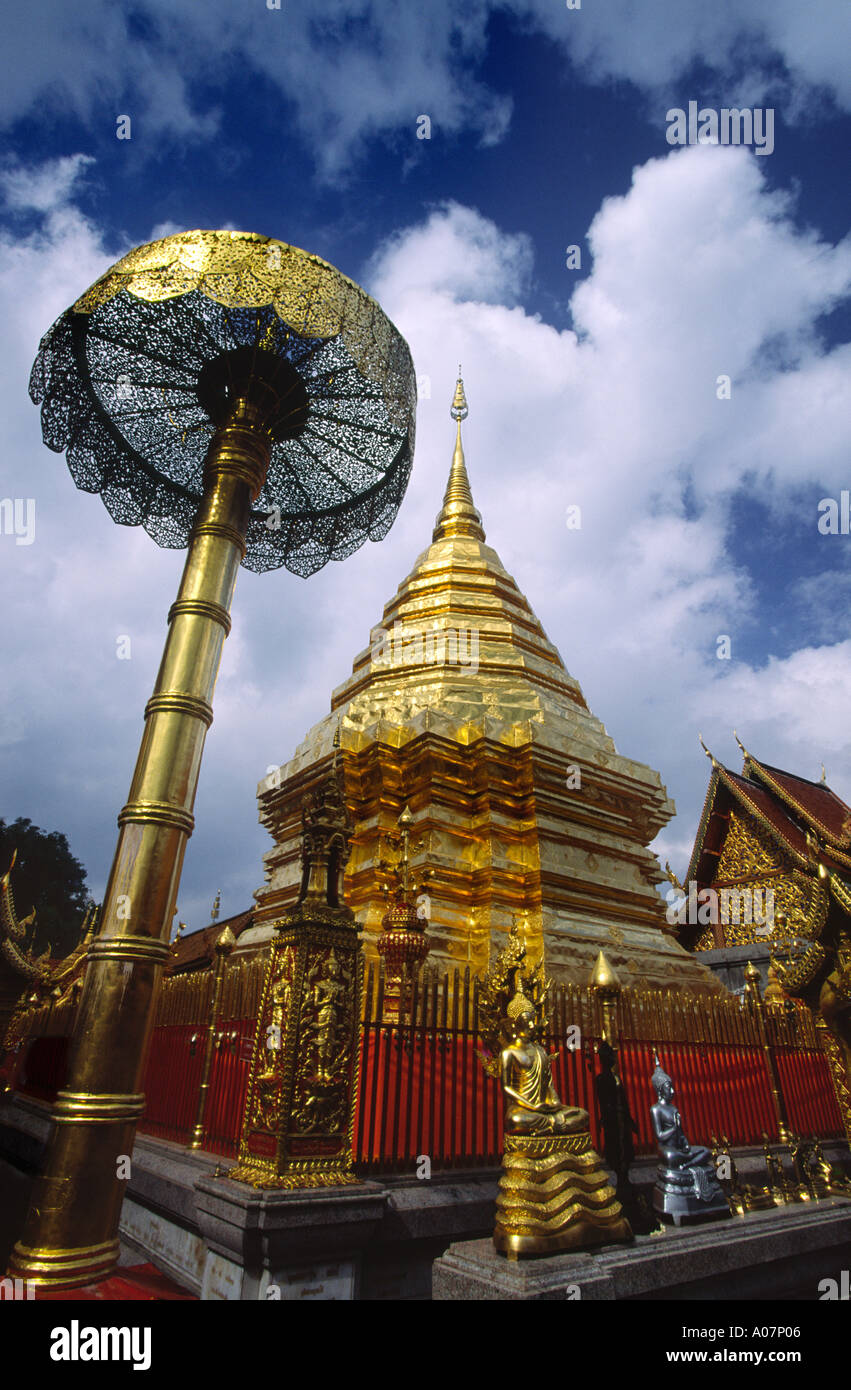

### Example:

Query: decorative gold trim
xmin=168 ymin=598 xmax=232 ymax=635
xmin=145 ymin=693 xmax=214 ymax=727
xmin=188 ymin=519 xmax=248 ymax=553
xmin=117 ymin=801 xmax=195 ymax=835
xmin=86 ymin=936 xmax=170 ymax=965
xmin=52 ymin=1092 xmax=146 ymax=1123
xmin=8 ymin=1239 xmax=120 ymax=1288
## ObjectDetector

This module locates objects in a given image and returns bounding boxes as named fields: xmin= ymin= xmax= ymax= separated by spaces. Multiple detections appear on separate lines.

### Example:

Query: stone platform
xmin=433 ymin=1198 xmax=851 ymax=1300
xmin=4 ymin=1093 xmax=849 ymax=1300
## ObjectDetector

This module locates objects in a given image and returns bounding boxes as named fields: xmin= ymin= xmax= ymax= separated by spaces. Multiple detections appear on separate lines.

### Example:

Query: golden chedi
xmin=479 ymin=922 xmax=632 ymax=1257
xmin=247 ymin=373 xmax=720 ymax=994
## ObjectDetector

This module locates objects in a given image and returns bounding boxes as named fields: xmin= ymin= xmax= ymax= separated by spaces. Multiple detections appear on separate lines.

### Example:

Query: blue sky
xmin=1 ymin=1 xmax=850 ymax=937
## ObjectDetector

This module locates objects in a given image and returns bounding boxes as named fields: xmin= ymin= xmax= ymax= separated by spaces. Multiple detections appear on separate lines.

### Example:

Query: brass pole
xmin=9 ymin=398 xmax=271 ymax=1288
xmin=189 ymin=926 xmax=235 ymax=1150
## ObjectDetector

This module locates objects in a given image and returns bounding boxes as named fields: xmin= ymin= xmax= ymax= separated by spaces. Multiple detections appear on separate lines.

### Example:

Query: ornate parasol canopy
xmin=29 ymin=229 xmax=416 ymax=575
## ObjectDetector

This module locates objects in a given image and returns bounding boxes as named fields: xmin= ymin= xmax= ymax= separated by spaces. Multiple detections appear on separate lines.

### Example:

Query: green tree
xmin=0 ymin=817 xmax=90 ymax=960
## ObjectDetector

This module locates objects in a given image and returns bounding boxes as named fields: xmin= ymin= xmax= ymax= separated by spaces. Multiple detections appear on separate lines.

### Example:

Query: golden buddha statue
xmin=477 ymin=922 xmax=632 ymax=1257
xmin=501 ymin=989 xmax=588 ymax=1135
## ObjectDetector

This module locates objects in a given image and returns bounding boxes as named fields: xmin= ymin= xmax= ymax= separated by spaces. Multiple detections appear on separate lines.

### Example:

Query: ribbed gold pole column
xmin=9 ymin=398 xmax=271 ymax=1289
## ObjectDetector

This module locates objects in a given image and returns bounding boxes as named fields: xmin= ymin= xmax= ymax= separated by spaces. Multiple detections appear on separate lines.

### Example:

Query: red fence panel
xmin=139 ymin=1025 xmax=205 ymax=1145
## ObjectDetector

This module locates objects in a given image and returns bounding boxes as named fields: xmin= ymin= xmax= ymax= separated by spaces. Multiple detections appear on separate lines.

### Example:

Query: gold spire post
xmin=590 ymin=950 xmax=622 ymax=1049
xmin=10 ymin=397 xmax=274 ymax=1288
xmin=432 ymin=370 xmax=485 ymax=543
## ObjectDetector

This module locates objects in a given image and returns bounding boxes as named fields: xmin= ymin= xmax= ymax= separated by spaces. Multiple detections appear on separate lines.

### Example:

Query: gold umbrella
xmin=10 ymin=230 xmax=415 ymax=1288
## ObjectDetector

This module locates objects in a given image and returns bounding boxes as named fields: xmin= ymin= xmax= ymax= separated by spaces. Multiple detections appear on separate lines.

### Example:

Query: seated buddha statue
xmin=651 ymin=1056 xmax=730 ymax=1224
xmin=500 ymin=990 xmax=588 ymax=1135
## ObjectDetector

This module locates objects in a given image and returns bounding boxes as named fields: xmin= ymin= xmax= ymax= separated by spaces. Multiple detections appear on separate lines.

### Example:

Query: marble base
xmin=434 ymin=1198 xmax=851 ymax=1300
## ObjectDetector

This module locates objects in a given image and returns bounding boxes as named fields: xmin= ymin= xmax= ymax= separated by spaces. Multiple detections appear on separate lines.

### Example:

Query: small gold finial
xmin=216 ymin=924 xmax=236 ymax=953
xmin=763 ymin=962 xmax=785 ymax=1005
xmin=734 ymin=730 xmax=749 ymax=762
xmin=698 ymin=732 xmax=717 ymax=765
xmin=210 ymin=890 xmax=221 ymax=924
xmin=590 ymin=950 xmax=620 ymax=992
xmin=450 ymin=368 xmax=468 ymax=422
xmin=820 ymin=762 xmax=827 ymax=784
xmin=433 ymin=370 xmax=484 ymax=543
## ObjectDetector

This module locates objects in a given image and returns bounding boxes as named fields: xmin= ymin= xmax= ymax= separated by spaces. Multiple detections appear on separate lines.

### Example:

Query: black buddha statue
xmin=650 ymin=1055 xmax=731 ymax=1226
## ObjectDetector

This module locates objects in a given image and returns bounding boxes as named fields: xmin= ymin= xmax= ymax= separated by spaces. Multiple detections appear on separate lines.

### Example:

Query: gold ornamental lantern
xmin=10 ymin=230 xmax=416 ymax=1289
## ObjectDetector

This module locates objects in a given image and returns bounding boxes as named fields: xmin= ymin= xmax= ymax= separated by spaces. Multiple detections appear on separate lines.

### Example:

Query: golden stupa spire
xmin=432 ymin=367 xmax=485 ymax=543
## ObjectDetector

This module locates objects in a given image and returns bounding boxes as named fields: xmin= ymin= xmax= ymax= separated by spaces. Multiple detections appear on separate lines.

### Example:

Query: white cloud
xmin=364 ymin=145 xmax=851 ymax=875
xmin=2 ymin=140 xmax=850 ymax=923
xmin=1 ymin=2 xmax=849 ymax=170
xmin=524 ymin=0 xmax=851 ymax=114
xmin=365 ymin=202 xmax=533 ymax=306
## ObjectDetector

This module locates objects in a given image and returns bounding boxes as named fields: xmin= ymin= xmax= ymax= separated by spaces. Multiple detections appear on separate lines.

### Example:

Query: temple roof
xmin=166 ymin=909 xmax=254 ymax=974
xmin=687 ymin=745 xmax=851 ymax=887
xmin=743 ymin=755 xmax=851 ymax=848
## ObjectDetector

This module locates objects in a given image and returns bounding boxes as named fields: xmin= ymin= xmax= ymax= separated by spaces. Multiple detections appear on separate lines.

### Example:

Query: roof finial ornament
xmin=733 ymin=730 xmax=749 ymax=763
xmin=698 ymin=732 xmax=718 ymax=766
xmin=450 ymin=367 xmax=468 ymax=422
xmin=820 ymin=762 xmax=827 ymax=784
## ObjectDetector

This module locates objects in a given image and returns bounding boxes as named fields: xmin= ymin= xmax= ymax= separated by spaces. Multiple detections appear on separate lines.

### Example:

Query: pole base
xmin=8 ymin=1238 xmax=120 ymax=1290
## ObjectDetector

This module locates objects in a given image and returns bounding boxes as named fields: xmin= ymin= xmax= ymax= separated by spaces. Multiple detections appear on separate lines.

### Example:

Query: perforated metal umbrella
xmin=11 ymin=230 xmax=416 ymax=1290
xmin=30 ymin=229 xmax=415 ymax=574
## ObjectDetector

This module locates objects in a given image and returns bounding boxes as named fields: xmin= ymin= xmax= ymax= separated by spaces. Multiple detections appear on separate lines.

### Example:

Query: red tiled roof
xmin=688 ymin=760 xmax=851 ymax=890
xmin=746 ymin=758 xmax=851 ymax=846
xmin=166 ymin=909 xmax=253 ymax=975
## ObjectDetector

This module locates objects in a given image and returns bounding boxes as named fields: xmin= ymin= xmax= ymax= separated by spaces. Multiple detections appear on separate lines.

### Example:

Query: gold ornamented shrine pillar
xmin=230 ymin=748 xmax=362 ymax=1187
xmin=10 ymin=401 xmax=271 ymax=1287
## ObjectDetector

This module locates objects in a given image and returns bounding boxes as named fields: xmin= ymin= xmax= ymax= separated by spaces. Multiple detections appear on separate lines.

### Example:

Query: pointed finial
xmin=734 ymin=730 xmax=749 ymax=761
xmin=216 ymin=923 xmax=236 ymax=953
xmin=663 ymin=861 xmax=686 ymax=894
xmin=590 ymin=950 xmax=621 ymax=992
xmin=450 ymin=369 xmax=468 ymax=422
xmin=820 ymin=762 xmax=827 ymax=784
xmin=210 ymin=890 xmax=221 ymax=924
xmin=698 ymin=732 xmax=718 ymax=765
xmin=433 ymin=371 xmax=484 ymax=543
